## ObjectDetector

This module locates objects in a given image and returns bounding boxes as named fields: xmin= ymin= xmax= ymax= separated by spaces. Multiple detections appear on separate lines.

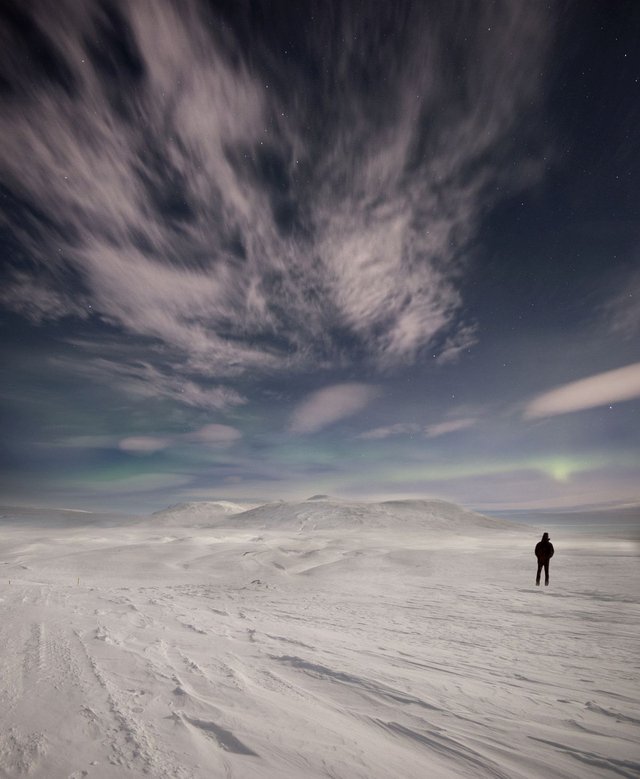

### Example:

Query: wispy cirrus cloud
xmin=0 ymin=1 xmax=552 ymax=407
xmin=524 ymin=363 xmax=640 ymax=419
xmin=118 ymin=436 xmax=171 ymax=454
xmin=119 ymin=423 xmax=241 ymax=454
xmin=435 ymin=324 xmax=479 ymax=366
xmin=424 ymin=417 xmax=478 ymax=438
xmin=42 ymin=423 xmax=242 ymax=454
xmin=289 ymin=383 xmax=379 ymax=434
xmin=359 ymin=416 xmax=478 ymax=440
xmin=52 ymin=356 xmax=247 ymax=411
xmin=602 ymin=267 xmax=640 ymax=340
xmin=358 ymin=423 xmax=421 ymax=440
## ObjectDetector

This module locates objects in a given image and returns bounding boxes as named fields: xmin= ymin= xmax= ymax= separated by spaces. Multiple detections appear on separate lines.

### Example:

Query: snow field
xmin=0 ymin=500 xmax=638 ymax=778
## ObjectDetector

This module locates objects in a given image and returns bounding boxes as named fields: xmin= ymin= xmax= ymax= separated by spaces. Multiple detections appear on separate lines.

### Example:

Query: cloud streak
xmin=359 ymin=416 xmax=478 ymax=440
xmin=0 ymin=1 xmax=551 ymax=406
xmin=51 ymin=357 xmax=247 ymax=411
xmin=119 ymin=423 xmax=242 ymax=454
xmin=424 ymin=418 xmax=478 ymax=438
xmin=358 ymin=423 xmax=421 ymax=440
xmin=524 ymin=363 xmax=640 ymax=418
xmin=603 ymin=268 xmax=640 ymax=340
xmin=289 ymin=383 xmax=379 ymax=434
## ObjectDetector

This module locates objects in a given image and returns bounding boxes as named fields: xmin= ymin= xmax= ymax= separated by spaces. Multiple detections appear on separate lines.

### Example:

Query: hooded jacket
xmin=535 ymin=535 xmax=554 ymax=562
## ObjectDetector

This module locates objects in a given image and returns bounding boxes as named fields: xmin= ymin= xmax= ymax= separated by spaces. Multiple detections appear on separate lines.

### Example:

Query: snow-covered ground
xmin=0 ymin=498 xmax=638 ymax=779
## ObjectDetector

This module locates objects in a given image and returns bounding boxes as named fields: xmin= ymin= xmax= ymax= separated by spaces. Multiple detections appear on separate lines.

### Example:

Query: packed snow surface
xmin=0 ymin=499 xmax=638 ymax=778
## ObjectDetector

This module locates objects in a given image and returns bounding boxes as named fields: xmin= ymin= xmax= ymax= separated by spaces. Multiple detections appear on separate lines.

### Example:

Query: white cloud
xmin=602 ymin=268 xmax=640 ymax=340
xmin=119 ymin=436 xmax=170 ymax=454
xmin=0 ymin=273 xmax=89 ymax=323
xmin=289 ymin=383 xmax=379 ymax=434
xmin=359 ymin=416 xmax=478 ymax=440
xmin=435 ymin=324 xmax=479 ymax=366
xmin=52 ymin=357 xmax=247 ymax=411
xmin=184 ymin=424 xmax=242 ymax=444
xmin=424 ymin=417 xmax=478 ymax=438
xmin=524 ymin=362 xmax=640 ymax=418
xmin=0 ymin=1 xmax=551 ymax=401
xmin=358 ymin=423 xmax=421 ymax=440
xmin=117 ymin=423 xmax=242 ymax=456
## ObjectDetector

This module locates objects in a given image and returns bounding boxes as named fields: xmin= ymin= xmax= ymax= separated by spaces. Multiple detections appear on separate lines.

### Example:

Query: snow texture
xmin=0 ymin=499 xmax=638 ymax=778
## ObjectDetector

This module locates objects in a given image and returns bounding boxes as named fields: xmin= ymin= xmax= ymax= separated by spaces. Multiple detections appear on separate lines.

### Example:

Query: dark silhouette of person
xmin=535 ymin=532 xmax=554 ymax=586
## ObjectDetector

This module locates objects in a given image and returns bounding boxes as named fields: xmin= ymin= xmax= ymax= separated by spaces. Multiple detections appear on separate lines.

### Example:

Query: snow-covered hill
xmin=189 ymin=496 xmax=521 ymax=533
xmin=143 ymin=495 xmax=523 ymax=537
xmin=151 ymin=500 xmax=258 ymax=526
xmin=0 ymin=505 xmax=138 ymax=528
xmin=0 ymin=498 xmax=637 ymax=778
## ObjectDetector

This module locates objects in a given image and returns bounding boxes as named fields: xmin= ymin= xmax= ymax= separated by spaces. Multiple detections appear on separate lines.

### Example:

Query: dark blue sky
xmin=1 ymin=0 xmax=638 ymax=512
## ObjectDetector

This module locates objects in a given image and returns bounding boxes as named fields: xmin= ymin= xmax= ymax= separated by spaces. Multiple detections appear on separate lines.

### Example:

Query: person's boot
xmin=536 ymin=580 xmax=540 ymax=586
xmin=545 ymin=580 xmax=549 ymax=586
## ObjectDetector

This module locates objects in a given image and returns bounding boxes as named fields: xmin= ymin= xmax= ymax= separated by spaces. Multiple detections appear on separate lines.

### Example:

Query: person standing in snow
xmin=535 ymin=532 xmax=554 ymax=586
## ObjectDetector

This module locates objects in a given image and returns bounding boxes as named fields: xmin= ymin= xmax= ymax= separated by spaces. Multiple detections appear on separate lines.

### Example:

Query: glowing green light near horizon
xmin=545 ymin=458 xmax=574 ymax=482
xmin=370 ymin=451 xmax=638 ymax=486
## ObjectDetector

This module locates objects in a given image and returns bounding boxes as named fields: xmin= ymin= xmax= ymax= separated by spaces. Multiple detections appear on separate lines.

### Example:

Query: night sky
xmin=1 ymin=1 xmax=638 ymax=513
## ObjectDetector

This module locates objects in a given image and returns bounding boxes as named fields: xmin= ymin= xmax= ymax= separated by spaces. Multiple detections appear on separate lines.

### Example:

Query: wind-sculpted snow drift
xmin=0 ymin=499 xmax=638 ymax=778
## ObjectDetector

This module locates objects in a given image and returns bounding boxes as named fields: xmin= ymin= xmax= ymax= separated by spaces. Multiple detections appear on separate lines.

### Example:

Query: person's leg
xmin=544 ymin=561 xmax=549 ymax=586
xmin=536 ymin=560 xmax=543 ymax=585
